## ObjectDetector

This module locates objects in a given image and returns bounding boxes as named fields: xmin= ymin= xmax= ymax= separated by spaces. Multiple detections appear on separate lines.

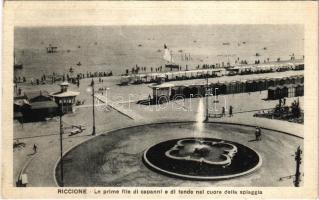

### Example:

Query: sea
xmin=14 ymin=25 xmax=304 ymax=79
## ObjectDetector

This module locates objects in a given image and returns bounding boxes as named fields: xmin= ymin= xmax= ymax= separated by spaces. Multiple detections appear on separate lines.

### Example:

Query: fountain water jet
xmin=194 ymin=98 xmax=205 ymax=139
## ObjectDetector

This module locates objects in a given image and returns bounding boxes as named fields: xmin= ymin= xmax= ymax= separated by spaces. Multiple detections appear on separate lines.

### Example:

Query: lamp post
xmin=294 ymin=146 xmax=302 ymax=187
xmin=59 ymin=102 xmax=64 ymax=187
xmin=278 ymin=146 xmax=302 ymax=186
xmin=91 ymin=79 xmax=96 ymax=136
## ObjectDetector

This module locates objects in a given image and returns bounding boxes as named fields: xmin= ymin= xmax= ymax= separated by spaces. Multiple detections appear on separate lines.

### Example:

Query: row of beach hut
xmin=123 ymin=61 xmax=304 ymax=85
xmin=267 ymin=84 xmax=304 ymax=100
xmin=149 ymin=75 xmax=304 ymax=103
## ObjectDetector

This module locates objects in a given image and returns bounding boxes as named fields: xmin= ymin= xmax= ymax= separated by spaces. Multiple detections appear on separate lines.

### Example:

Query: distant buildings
xmin=14 ymin=91 xmax=58 ymax=122
xmin=13 ymin=82 xmax=80 ymax=122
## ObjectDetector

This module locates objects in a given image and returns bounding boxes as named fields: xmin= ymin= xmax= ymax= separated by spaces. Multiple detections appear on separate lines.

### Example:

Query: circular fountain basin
xmin=55 ymin=122 xmax=302 ymax=187
xmin=143 ymin=137 xmax=262 ymax=180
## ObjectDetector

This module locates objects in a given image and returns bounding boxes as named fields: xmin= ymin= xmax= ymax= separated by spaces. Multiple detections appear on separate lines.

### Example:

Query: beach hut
xmin=198 ymin=85 xmax=206 ymax=96
xmin=172 ymin=72 xmax=177 ymax=80
xmin=219 ymin=82 xmax=227 ymax=95
xmin=138 ymin=74 xmax=148 ymax=83
xmin=156 ymin=74 xmax=166 ymax=84
xmin=263 ymin=78 xmax=270 ymax=89
xmin=286 ymin=77 xmax=293 ymax=84
xmin=211 ymin=83 xmax=219 ymax=96
xmin=272 ymin=78 xmax=278 ymax=86
xmin=246 ymin=80 xmax=253 ymax=92
xmin=174 ymin=86 xmax=183 ymax=97
xmin=294 ymin=75 xmax=303 ymax=84
xmin=217 ymin=69 xmax=226 ymax=77
xmin=295 ymin=84 xmax=304 ymax=96
xmin=256 ymin=79 xmax=266 ymax=91
xmin=252 ymin=80 xmax=259 ymax=92
xmin=119 ymin=76 xmax=131 ymax=85
xmin=287 ymin=84 xmax=296 ymax=98
xmin=282 ymin=85 xmax=289 ymax=98
xmin=150 ymin=83 xmax=174 ymax=103
xmin=233 ymin=81 xmax=242 ymax=93
xmin=294 ymin=64 xmax=304 ymax=70
xmin=279 ymin=78 xmax=286 ymax=85
xmin=247 ymin=80 xmax=258 ymax=92
xmin=275 ymin=86 xmax=283 ymax=99
xmin=240 ymin=80 xmax=247 ymax=93
xmin=267 ymin=78 xmax=275 ymax=87
xmin=183 ymin=86 xmax=192 ymax=98
xmin=213 ymin=82 xmax=225 ymax=95
xmin=132 ymin=75 xmax=140 ymax=84
xmin=292 ymin=76 xmax=299 ymax=84
xmin=276 ymin=85 xmax=289 ymax=99
xmin=267 ymin=87 xmax=276 ymax=100
xmin=227 ymin=81 xmax=239 ymax=94
xmin=226 ymin=82 xmax=233 ymax=94
xmin=190 ymin=86 xmax=200 ymax=97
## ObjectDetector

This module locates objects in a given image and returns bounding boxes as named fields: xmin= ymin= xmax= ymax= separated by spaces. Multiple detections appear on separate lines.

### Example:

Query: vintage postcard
xmin=1 ymin=1 xmax=318 ymax=199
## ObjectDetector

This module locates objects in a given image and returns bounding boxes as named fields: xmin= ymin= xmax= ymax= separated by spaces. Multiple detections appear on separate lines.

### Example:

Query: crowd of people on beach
xmin=125 ymin=65 xmax=169 ymax=75
xmin=14 ymin=70 xmax=113 ymax=87
xmin=13 ymin=70 xmax=114 ymax=98
xmin=77 ymin=71 xmax=113 ymax=79
xmin=14 ymin=76 xmax=27 ymax=83
xmin=125 ymin=63 xmax=220 ymax=75
xmin=122 ymin=55 xmax=301 ymax=76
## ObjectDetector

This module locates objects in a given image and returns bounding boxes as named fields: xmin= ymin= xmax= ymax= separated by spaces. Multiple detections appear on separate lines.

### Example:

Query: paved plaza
xmin=13 ymin=72 xmax=303 ymax=187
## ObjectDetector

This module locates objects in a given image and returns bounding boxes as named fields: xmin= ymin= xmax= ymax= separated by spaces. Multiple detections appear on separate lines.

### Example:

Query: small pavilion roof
xmin=50 ymin=91 xmax=80 ymax=98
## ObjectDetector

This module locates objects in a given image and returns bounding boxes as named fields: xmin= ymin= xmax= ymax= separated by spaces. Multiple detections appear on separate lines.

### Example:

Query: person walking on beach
xmin=229 ymin=105 xmax=233 ymax=117
xmin=222 ymin=106 xmax=225 ymax=117
xmin=283 ymin=98 xmax=286 ymax=106
xmin=33 ymin=144 xmax=37 ymax=154
xmin=255 ymin=127 xmax=262 ymax=141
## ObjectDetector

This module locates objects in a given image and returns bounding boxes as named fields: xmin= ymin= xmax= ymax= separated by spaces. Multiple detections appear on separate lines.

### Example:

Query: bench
xmin=208 ymin=113 xmax=223 ymax=118
xmin=69 ymin=125 xmax=86 ymax=136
